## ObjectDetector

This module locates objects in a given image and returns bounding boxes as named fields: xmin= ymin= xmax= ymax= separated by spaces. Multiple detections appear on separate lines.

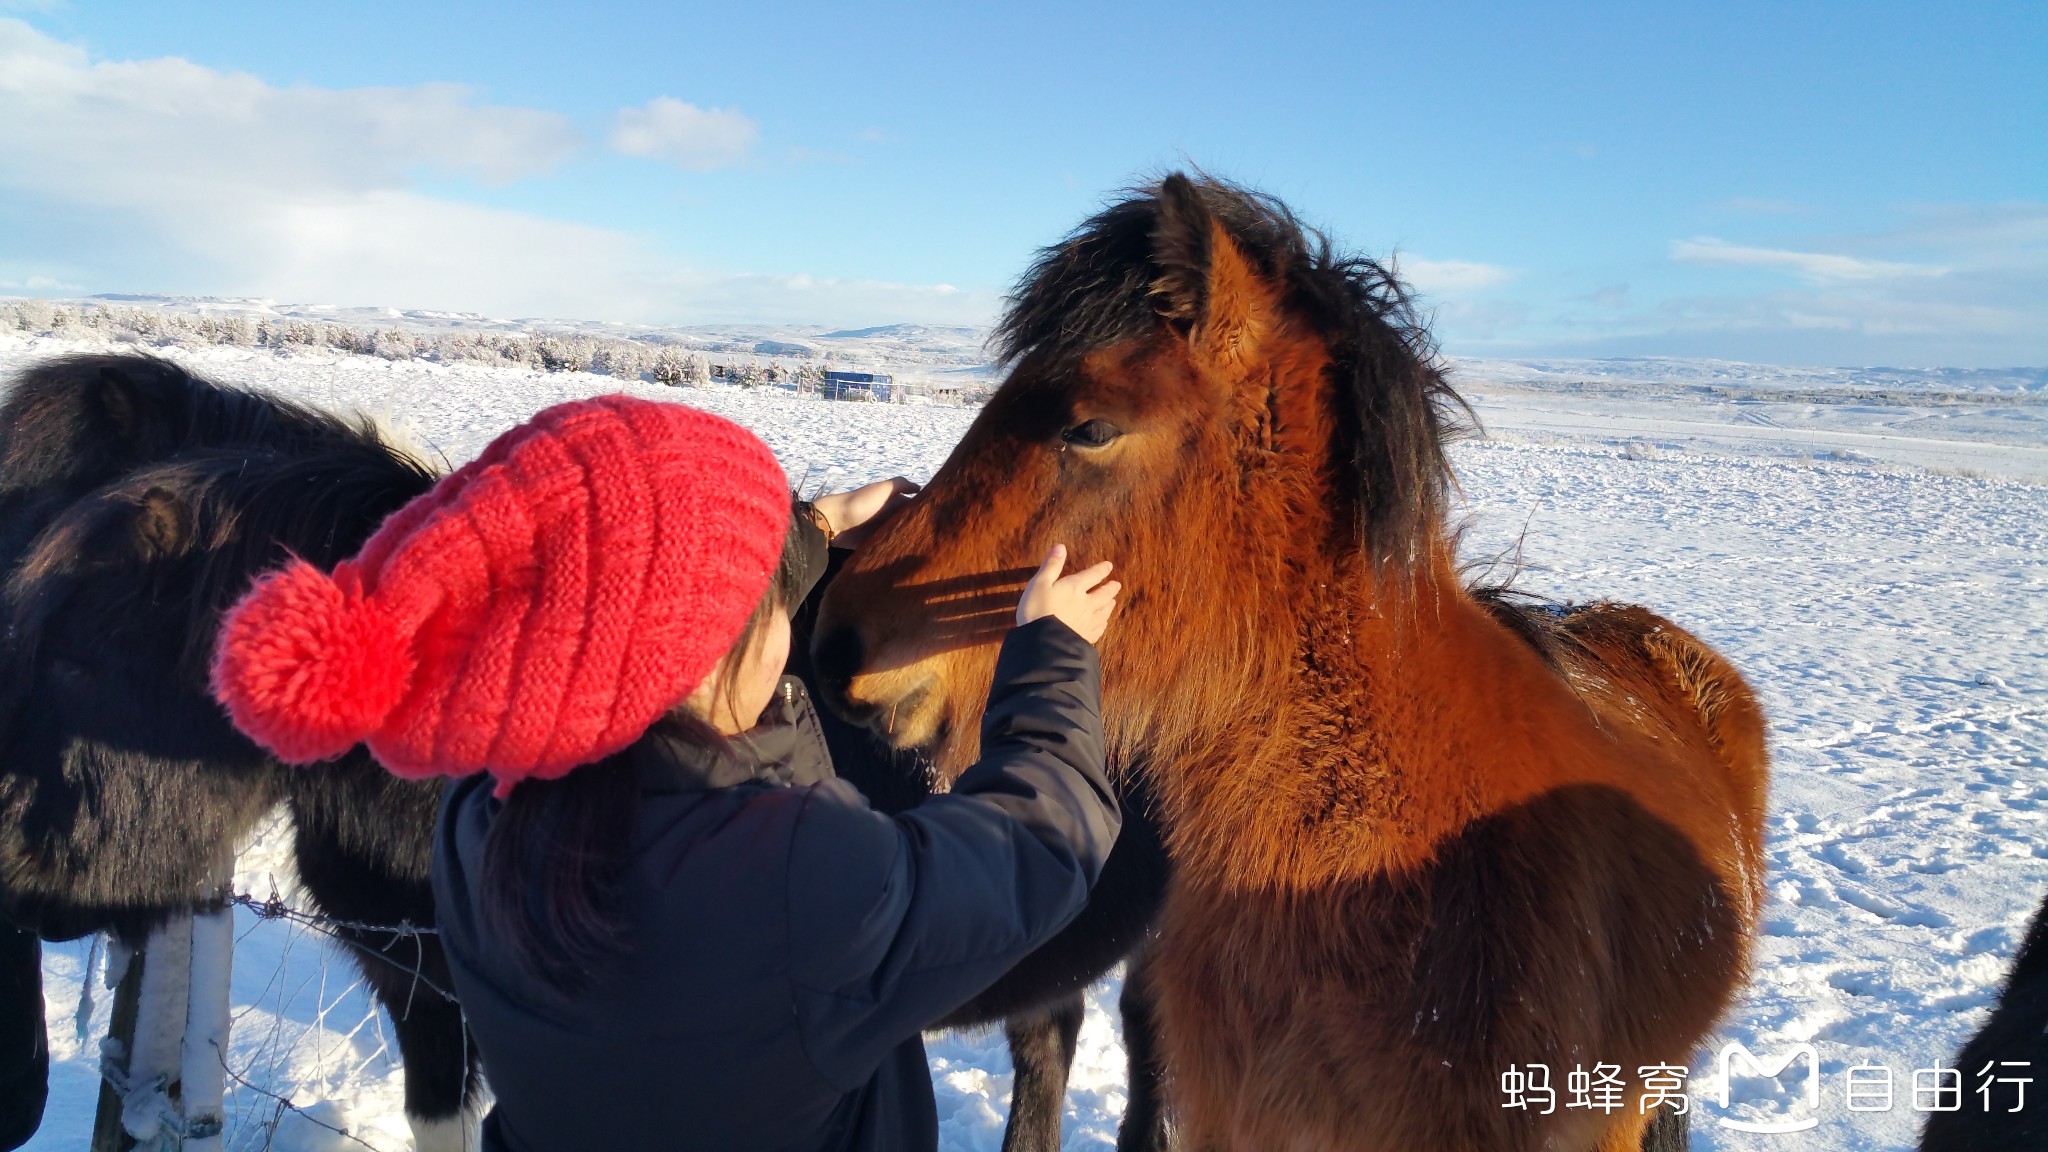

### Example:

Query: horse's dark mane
xmin=0 ymin=353 xmax=377 ymax=497
xmin=8 ymin=438 xmax=435 ymax=677
xmin=995 ymin=172 xmax=1470 ymax=573
xmin=1465 ymin=584 xmax=1586 ymax=673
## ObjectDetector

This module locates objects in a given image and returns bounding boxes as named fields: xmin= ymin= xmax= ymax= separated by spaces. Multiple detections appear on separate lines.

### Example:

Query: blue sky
xmin=0 ymin=1 xmax=2042 ymax=365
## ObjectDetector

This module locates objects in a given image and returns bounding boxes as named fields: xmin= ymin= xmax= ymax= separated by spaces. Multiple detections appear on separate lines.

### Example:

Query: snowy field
xmin=2 ymin=335 xmax=2043 ymax=1150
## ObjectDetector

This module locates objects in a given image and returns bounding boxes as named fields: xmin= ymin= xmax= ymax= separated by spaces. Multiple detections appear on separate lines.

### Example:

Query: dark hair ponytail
xmin=476 ymin=503 xmax=810 ymax=996
xmin=478 ymin=745 xmax=648 ymax=995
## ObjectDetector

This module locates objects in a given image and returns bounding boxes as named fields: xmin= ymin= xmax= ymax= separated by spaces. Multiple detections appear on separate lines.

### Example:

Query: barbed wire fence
xmin=63 ymin=861 xmax=472 ymax=1152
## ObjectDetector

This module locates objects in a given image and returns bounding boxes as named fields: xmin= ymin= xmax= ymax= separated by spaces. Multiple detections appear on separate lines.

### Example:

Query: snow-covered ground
xmin=4 ymin=335 xmax=2043 ymax=1150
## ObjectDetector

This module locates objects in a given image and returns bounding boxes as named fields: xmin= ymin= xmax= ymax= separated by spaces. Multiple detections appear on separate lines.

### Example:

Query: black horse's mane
xmin=995 ymin=172 xmax=1469 ymax=575
xmin=0 ymin=353 xmax=378 ymax=497
xmin=8 ymin=434 xmax=435 ymax=679
xmin=0 ymin=352 xmax=438 ymax=676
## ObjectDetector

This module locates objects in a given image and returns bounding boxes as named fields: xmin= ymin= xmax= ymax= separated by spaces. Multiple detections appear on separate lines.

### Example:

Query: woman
xmin=212 ymin=394 xmax=1122 ymax=1151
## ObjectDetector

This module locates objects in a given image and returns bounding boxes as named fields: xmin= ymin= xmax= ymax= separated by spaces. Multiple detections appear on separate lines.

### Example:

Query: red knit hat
xmin=211 ymin=394 xmax=791 ymax=794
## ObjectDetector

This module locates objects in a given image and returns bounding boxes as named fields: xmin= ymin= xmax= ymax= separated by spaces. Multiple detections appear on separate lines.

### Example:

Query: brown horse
xmin=812 ymin=174 xmax=1769 ymax=1150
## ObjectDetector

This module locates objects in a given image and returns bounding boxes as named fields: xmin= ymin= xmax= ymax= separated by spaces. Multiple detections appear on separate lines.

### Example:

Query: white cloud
xmin=0 ymin=20 xmax=581 ymax=196
xmin=0 ymin=21 xmax=983 ymax=326
xmin=1671 ymin=237 xmax=1948 ymax=283
xmin=1440 ymin=205 xmax=2048 ymax=364
xmin=1400 ymin=258 xmax=1512 ymax=293
xmin=610 ymin=98 xmax=756 ymax=171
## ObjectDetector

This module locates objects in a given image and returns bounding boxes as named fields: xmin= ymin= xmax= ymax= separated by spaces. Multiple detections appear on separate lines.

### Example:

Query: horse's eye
xmin=1060 ymin=419 xmax=1123 ymax=449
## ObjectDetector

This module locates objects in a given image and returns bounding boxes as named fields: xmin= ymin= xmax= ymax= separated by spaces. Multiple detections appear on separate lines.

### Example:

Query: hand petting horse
xmin=814 ymin=173 xmax=1769 ymax=1151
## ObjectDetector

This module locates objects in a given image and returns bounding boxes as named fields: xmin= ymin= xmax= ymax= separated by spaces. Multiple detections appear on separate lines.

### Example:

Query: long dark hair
xmin=479 ymin=501 xmax=809 ymax=996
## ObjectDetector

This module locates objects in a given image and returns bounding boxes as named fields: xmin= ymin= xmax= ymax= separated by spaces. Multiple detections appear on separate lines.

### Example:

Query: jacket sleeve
xmin=787 ymin=498 xmax=832 ymax=610
xmin=783 ymin=616 xmax=1120 ymax=1088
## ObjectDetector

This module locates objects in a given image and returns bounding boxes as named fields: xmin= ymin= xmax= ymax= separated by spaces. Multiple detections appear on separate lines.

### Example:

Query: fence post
xmin=89 ymin=939 xmax=142 ymax=1152
xmin=90 ymin=917 xmax=193 ymax=1152
xmin=179 ymin=884 xmax=233 ymax=1152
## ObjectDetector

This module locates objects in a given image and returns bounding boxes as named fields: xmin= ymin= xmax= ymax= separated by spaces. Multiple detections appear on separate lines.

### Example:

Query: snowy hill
xmin=22 ymin=295 xmax=1002 ymax=388
xmin=10 ymin=297 xmax=2045 ymax=482
xmin=0 ymin=328 xmax=2043 ymax=1151
xmin=1451 ymin=357 xmax=2048 ymax=483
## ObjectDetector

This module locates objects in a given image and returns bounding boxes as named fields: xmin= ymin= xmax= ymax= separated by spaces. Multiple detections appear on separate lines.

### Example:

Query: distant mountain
xmin=22 ymin=295 xmax=2036 ymax=399
xmin=818 ymin=323 xmax=988 ymax=341
xmin=1452 ymin=356 xmax=2048 ymax=398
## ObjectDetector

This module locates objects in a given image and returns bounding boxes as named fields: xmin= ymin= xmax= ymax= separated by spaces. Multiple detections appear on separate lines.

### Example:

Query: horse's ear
xmin=1189 ymin=221 xmax=1278 ymax=379
xmin=1151 ymin=173 xmax=1213 ymax=330
xmin=131 ymin=487 xmax=192 ymax=560
xmin=1150 ymin=174 xmax=1278 ymax=379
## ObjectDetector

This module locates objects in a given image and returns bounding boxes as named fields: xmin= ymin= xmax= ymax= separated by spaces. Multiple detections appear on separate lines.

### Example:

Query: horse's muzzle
xmin=808 ymin=623 xmax=952 ymax=752
xmin=808 ymin=624 xmax=871 ymax=721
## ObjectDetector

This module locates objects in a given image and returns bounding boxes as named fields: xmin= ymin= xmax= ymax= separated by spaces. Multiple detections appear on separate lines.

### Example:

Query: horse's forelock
xmin=992 ymin=173 xmax=1468 ymax=579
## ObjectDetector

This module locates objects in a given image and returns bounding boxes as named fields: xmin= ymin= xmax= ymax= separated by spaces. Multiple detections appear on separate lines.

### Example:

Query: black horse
xmin=0 ymin=353 xmax=1173 ymax=1151
xmin=0 ymin=354 xmax=479 ymax=1148
xmin=1920 ymin=888 xmax=2048 ymax=1151
xmin=0 ymin=352 xmax=407 ymax=1145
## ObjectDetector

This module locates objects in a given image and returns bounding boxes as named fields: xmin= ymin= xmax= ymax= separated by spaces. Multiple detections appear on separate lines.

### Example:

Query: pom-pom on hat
xmin=212 ymin=395 xmax=791 ymax=795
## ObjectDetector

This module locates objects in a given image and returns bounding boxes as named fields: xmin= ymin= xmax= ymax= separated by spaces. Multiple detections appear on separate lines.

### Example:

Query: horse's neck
xmin=1158 ymin=561 xmax=1553 ymax=889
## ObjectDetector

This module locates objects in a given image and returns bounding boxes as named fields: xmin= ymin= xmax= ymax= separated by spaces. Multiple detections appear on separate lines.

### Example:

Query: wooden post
xmin=89 ymin=940 xmax=142 ymax=1152
xmin=178 ymin=892 xmax=233 ymax=1152
xmin=90 ymin=918 xmax=192 ymax=1152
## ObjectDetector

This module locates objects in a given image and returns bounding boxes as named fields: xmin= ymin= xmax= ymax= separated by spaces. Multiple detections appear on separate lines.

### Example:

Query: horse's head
xmin=0 ymin=467 xmax=256 ymax=780
xmin=0 ymin=443 xmax=434 ymax=812
xmin=814 ymin=174 xmax=1462 ymax=773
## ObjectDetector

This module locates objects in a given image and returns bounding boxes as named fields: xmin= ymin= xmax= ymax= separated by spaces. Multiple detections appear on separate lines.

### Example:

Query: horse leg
xmin=286 ymin=762 xmax=471 ymax=1149
xmin=0 ymin=922 xmax=46 ymax=1151
xmin=999 ymin=995 xmax=1084 ymax=1152
xmin=1637 ymin=1108 xmax=1688 ymax=1152
xmin=1114 ymin=948 xmax=1172 ymax=1152
xmin=339 ymin=927 xmax=479 ymax=1152
xmin=1593 ymin=1111 xmax=1657 ymax=1152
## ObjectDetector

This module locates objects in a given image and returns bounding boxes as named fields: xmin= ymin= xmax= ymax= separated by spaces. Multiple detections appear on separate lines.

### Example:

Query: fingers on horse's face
xmin=814 ymin=338 xmax=1215 ymax=769
xmin=818 ymin=181 xmax=1326 ymax=766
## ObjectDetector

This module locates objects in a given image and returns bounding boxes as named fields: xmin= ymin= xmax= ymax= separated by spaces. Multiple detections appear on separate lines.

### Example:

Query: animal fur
xmin=817 ymin=174 xmax=1768 ymax=1150
xmin=0 ymin=354 xmax=475 ymax=1141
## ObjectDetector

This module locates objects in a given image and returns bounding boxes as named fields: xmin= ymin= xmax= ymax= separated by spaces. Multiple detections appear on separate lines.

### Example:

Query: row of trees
xmin=1 ymin=300 xmax=996 ymax=402
xmin=714 ymin=360 xmax=830 ymax=388
xmin=0 ymin=299 xmax=750 ymax=388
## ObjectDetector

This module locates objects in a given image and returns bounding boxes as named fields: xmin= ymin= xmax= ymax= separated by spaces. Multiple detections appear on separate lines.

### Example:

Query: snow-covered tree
xmin=653 ymin=347 xmax=693 ymax=386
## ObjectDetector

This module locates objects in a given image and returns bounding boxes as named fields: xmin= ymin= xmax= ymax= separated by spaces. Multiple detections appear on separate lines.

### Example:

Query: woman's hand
xmin=1016 ymin=544 xmax=1119 ymax=645
xmin=811 ymin=477 xmax=920 ymax=550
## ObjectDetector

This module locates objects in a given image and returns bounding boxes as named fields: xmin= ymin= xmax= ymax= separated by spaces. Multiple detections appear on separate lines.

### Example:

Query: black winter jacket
xmin=431 ymin=530 xmax=1121 ymax=1151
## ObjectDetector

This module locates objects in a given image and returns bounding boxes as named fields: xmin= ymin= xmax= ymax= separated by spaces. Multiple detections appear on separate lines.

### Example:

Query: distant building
xmin=821 ymin=370 xmax=901 ymax=401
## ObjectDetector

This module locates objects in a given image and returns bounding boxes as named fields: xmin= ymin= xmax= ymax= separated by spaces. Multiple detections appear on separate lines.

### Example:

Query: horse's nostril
xmin=810 ymin=625 xmax=866 ymax=689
